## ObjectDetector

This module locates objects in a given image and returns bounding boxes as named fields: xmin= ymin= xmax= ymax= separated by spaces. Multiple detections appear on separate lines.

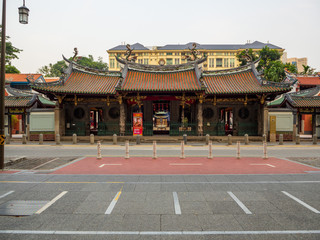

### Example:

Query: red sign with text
xmin=133 ymin=112 xmax=143 ymax=136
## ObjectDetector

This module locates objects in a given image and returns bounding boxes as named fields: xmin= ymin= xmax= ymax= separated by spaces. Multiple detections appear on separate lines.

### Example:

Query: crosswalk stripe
xmin=282 ymin=191 xmax=320 ymax=214
xmin=228 ymin=191 xmax=252 ymax=214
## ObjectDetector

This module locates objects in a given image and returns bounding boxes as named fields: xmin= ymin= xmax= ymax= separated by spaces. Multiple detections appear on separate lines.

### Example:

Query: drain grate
xmin=0 ymin=200 xmax=49 ymax=216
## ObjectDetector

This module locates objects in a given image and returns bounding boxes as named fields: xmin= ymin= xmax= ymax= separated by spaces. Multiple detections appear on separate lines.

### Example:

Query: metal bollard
xmin=296 ymin=134 xmax=300 ymax=145
xmin=22 ymin=134 xmax=27 ymax=144
xmin=313 ymin=135 xmax=317 ymax=145
xmin=56 ymin=134 xmax=61 ymax=145
xmin=90 ymin=134 xmax=94 ymax=145
xmin=113 ymin=134 xmax=117 ymax=145
xmin=125 ymin=140 xmax=130 ymax=159
xmin=136 ymin=135 xmax=141 ymax=145
xmin=263 ymin=141 xmax=268 ymax=159
xmin=244 ymin=134 xmax=249 ymax=145
xmin=208 ymin=140 xmax=213 ymax=159
xmin=183 ymin=134 xmax=187 ymax=145
xmin=97 ymin=141 xmax=102 ymax=159
xmin=180 ymin=141 xmax=185 ymax=159
xmin=5 ymin=134 xmax=10 ymax=144
xmin=228 ymin=134 xmax=232 ymax=145
xmin=73 ymin=133 xmax=77 ymax=144
xmin=262 ymin=134 xmax=267 ymax=143
xmin=153 ymin=141 xmax=157 ymax=159
xmin=206 ymin=134 xmax=210 ymax=145
xmin=279 ymin=134 xmax=283 ymax=145
xmin=237 ymin=141 xmax=240 ymax=159
xmin=39 ymin=134 xmax=43 ymax=145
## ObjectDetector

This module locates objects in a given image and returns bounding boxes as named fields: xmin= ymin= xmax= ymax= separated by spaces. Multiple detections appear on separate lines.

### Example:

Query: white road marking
xmin=35 ymin=191 xmax=68 ymax=214
xmin=169 ymin=163 xmax=203 ymax=166
xmin=99 ymin=164 xmax=122 ymax=168
xmin=105 ymin=190 xmax=122 ymax=214
xmin=282 ymin=191 xmax=320 ymax=213
xmin=228 ymin=191 xmax=252 ymax=214
xmin=173 ymin=192 xmax=181 ymax=215
xmin=0 ymin=230 xmax=320 ymax=235
xmin=31 ymin=158 xmax=59 ymax=170
xmin=250 ymin=164 xmax=275 ymax=168
xmin=0 ymin=191 xmax=14 ymax=199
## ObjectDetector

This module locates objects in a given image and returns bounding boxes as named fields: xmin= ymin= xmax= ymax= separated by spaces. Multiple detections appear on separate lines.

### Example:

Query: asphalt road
xmin=1 ymin=143 xmax=320 ymax=239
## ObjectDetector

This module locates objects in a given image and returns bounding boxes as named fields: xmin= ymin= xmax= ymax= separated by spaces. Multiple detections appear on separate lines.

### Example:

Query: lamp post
xmin=0 ymin=0 xmax=29 ymax=169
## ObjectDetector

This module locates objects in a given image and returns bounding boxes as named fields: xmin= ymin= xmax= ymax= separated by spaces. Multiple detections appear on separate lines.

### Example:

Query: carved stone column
xmin=263 ymin=107 xmax=269 ymax=138
xmin=181 ymin=106 xmax=185 ymax=125
xmin=119 ymin=102 xmax=125 ymax=136
xmin=197 ymin=102 xmax=203 ymax=136
xmin=54 ymin=104 xmax=61 ymax=136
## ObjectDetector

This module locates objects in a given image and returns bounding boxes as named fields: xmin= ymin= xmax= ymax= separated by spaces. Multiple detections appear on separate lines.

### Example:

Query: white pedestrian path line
xmin=0 ymin=191 xmax=14 ymax=199
xmin=99 ymin=164 xmax=122 ymax=168
xmin=35 ymin=191 xmax=68 ymax=214
xmin=250 ymin=164 xmax=275 ymax=168
xmin=228 ymin=191 xmax=252 ymax=214
xmin=282 ymin=191 xmax=320 ymax=214
xmin=173 ymin=192 xmax=181 ymax=215
xmin=105 ymin=188 xmax=123 ymax=214
xmin=169 ymin=163 xmax=203 ymax=166
xmin=0 ymin=230 xmax=320 ymax=235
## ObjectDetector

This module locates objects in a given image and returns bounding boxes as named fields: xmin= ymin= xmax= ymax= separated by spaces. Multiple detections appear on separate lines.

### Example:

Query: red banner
xmin=133 ymin=112 xmax=143 ymax=136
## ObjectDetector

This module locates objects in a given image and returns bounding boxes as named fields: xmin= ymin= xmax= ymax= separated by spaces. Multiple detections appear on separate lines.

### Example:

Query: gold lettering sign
xmin=9 ymin=108 xmax=25 ymax=114
xmin=270 ymin=116 xmax=276 ymax=134
xmin=300 ymin=108 xmax=314 ymax=113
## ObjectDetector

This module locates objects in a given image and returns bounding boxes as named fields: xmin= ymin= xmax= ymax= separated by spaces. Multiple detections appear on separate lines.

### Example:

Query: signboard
xmin=133 ymin=112 xmax=143 ymax=136
xmin=300 ymin=108 xmax=314 ymax=113
xmin=270 ymin=116 xmax=276 ymax=134
xmin=9 ymin=108 xmax=25 ymax=114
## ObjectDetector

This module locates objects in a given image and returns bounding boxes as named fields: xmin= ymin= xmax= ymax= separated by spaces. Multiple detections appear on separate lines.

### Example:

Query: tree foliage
xmin=302 ymin=64 xmax=315 ymax=75
xmin=38 ymin=55 xmax=108 ymax=77
xmin=0 ymin=25 xmax=22 ymax=73
xmin=237 ymin=46 xmax=288 ymax=82
xmin=236 ymin=49 xmax=258 ymax=66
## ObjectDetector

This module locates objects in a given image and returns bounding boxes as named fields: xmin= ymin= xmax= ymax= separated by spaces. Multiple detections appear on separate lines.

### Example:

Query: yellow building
xmin=107 ymin=41 xmax=285 ymax=71
xmin=286 ymin=57 xmax=308 ymax=74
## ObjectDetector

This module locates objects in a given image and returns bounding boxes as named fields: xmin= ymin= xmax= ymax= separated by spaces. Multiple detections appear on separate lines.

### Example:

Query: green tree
xmin=284 ymin=63 xmax=297 ymax=74
xmin=236 ymin=49 xmax=258 ymax=66
xmin=237 ymin=46 xmax=286 ymax=82
xmin=302 ymin=64 xmax=315 ymax=75
xmin=0 ymin=25 xmax=22 ymax=73
xmin=38 ymin=55 xmax=108 ymax=77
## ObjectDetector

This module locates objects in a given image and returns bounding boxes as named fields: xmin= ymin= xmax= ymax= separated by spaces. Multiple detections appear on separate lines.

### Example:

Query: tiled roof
xmin=289 ymin=96 xmax=320 ymax=108
xmin=109 ymin=43 xmax=149 ymax=51
xmin=121 ymin=69 xmax=202 ymax=92
xmin=32 ymin=71 xmax=120 ymax=95
xmin=297 ymin=77 xmax=320 ymax=86
xmin=203 ymin=70 xmax=290 ymax=94
xmin=5 ymin=73 xmax=42 ymax=83
xmin=5 ymin=96 xmax=35 ymax=108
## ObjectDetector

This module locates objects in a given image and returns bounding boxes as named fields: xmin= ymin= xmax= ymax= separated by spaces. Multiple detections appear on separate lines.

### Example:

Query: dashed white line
xmin=250 ymin=164 xmax=275 ymax=168
xmin=0 ymin=191 xmax=14 ymax=199
xmin=282 ymin=191 xmax=320 ymax=214
xmin=228 ymin=191 xmax=252 ymax=214
xmin=169 ymin=163 xmax=203 ymax=166
xmin=173 ymin=192 xmax=181 ymax=215
xmin=35 ymin=191 xmax=68 ymax=214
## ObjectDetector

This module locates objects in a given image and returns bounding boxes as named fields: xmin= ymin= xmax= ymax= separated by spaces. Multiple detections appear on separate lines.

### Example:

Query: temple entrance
xmin=220 ymin=108 xmax=233 ymax=135
xmin=153 ymin=101 xmax=170 ymax=134
xmin=90 ymin=107 xmax=103 ymax=135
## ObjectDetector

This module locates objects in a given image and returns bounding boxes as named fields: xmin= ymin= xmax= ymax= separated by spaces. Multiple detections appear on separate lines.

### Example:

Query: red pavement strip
xmin=50 ymin=157 xmax=320 ymax=175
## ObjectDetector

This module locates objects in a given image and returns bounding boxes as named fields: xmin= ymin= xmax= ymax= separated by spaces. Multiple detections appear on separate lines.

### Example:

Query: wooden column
xmin=197 ymin=102 xmax=203 ymax=136
xmin=120 ymin=102 xmax=125 ymax=136
xmin=312 ymin=112 xmax=316 ymax=135
xmin=263 ymin=107 xmax=269 ymax=138
xmin=54 ymin=104 xmax=61 ymax=136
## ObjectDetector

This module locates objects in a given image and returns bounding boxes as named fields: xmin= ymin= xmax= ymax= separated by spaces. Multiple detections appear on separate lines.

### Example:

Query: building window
xmin=144 ymin=59 xmax=149 ymax=65
xmin=175 ymin=59 xmax=180 ymax=65
xmin=116 ymin=61 xmax=119 ymax=69
xmin=216 ymin=52 xmax=223 ymax=56
xmin=224 ymin=58 xmax=229 ymax=68
xmin=138 ymin=59 xmax=143 ymax=64
xmin=174 ymin=53 xmax=180 ymax=56
xmin=159 ymin=52 xmax=164 ymax=56
xmin=166 ymin=58 xmax=173 ymax=65
xmin=110 ymin=59 xmax=115 ymax=68
xmin=143 ymin=53 xmax=148 ymax=56
xmin=138 ymin=53 xmax=142 ymax=56
xmin=230 ymin=58 xmax=235 ymax=67
xmin=216 ymin=58 xmax=222 ymax=67
xmin=167 ymin=52 xmax=172 ymax=55
xmin=209 ymin=58 xmax=214 ymax=68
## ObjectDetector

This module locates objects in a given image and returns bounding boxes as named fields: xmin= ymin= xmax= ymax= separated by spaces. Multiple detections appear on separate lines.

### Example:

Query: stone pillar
xmin=293 ymin=110 xmax=297 ymax=142
xmin=197 ymin=102 xmax=203 ymax=136
xmin=119 ymin=103 xmax=125 ymax=136
xmin=263 ymin=107 xmax=269 ymax=140
xmin=54 ymin=105 xmax=61 ymax=136
xmin=181 ymin=107 xmax=185 ymax=125
xmin=312 ymin=113 xmax=316 ymax=136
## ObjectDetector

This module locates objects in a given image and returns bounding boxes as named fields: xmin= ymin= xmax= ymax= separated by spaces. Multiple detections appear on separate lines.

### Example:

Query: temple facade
xmin=32 ymin=52 xmax=292 ymax=138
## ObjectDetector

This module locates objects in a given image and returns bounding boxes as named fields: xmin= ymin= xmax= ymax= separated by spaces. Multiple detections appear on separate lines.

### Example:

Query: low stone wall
xmin=29 ymin=133 xmax=55 ymax=141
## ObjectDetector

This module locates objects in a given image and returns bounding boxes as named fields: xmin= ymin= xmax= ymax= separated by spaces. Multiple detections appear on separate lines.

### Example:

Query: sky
xmin=3 ymin=0 xmax=320 ymax=73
